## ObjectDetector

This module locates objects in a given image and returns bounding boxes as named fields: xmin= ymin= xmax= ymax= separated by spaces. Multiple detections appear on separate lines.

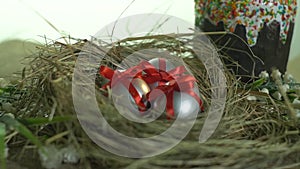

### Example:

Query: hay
xmin=14 ymin=34 xmax=300 ymax=169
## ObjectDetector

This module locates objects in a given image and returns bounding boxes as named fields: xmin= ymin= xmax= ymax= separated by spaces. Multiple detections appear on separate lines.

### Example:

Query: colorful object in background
xmin=99 ymin=58 xmax=204 ymax=119
xmin=195 ymin=0 xmax=298 ymax=82
xmin=195 ymin=0 xmax=298 ymax=45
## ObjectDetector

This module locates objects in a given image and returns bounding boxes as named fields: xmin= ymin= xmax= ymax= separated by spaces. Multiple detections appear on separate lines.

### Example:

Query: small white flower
xmin=281 ymin=84 xmax=290 ymax=93
xmin=272 ymin=91 xmax=282 ymax=100
xmin=271 ymin=69 xmax=282 ymax=80
xmin=260 ymin=88 xmax=269 ymax=94
xmin=246 ymin=95 xmax=257 ymax=101
xmin=259 ymin=70 xmax=269 ymax=79
xmin=283 ymin=73 xmax=295 ymax=83
xmin=61 ymin=145 xmax=80 ymax=164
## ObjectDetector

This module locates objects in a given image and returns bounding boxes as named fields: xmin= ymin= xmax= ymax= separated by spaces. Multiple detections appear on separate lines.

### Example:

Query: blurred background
xmin=0 ymin=0 xmax=299 ymax=80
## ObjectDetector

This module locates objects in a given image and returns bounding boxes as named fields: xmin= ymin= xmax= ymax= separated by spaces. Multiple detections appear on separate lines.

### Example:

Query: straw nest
xmin=13 ymin=33 xmax=300 ymax=169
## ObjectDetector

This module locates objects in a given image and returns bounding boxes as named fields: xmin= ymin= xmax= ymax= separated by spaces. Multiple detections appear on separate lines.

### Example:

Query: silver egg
xmin=111 ymin=78 xmax=151 ymax=119
xmin=148 ymin=58 xmax=201 ymax=119
xmin=173 ymin=88 xmax=200 ymax=119
xmin=148 ymin=58 xmax=175 ymax=72
xmin=151 ymin=86 xmax=200 ymax=120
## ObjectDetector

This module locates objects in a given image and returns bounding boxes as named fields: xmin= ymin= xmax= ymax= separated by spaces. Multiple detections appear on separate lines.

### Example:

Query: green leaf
xmin=0 ymin=114 xmax=42 ymax=148
xmin=0 ymin=85 xmax=16 ymax=93
xmin=247 ymin=78 xmax=266 ymax=89
xmin=0 ymin=123 xmax=6 ymax=169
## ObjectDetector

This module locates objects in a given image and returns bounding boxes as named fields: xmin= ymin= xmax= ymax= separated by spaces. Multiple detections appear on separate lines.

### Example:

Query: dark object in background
xmin=199 ymin=19 xmax=295 ymax=82
xmin=195 ymin=0 xmax=297 ymax=82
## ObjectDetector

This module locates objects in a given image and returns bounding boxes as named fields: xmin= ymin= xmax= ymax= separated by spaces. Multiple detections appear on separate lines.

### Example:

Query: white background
xmin=0 ymin=0 xmax=193 ymax=42
xmin=0 ymin=0 xmax=299 ymax=60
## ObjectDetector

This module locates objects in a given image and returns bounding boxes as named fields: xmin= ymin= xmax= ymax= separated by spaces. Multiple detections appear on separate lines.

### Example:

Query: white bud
xmin=259 ymin=71 xmax=269 ymax=79
xmin=272 ymin=91 xmax=282 ymax=100
xmin=260 ymin=88 xmax=269 ymax=94
xmin=246 ymin=95 xmax=257 ymax=101
xmin=61 ymin=145 xmax=80 ymax=164
xmin=271 ymin=69 xmax=282 ymax=80
xmin=281 ymin=84 xmax=290 ymax=93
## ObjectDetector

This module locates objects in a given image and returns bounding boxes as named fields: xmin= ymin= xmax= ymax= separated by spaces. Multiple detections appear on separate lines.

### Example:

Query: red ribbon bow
xmin=99 ymin=59 xmax=204 ymax=119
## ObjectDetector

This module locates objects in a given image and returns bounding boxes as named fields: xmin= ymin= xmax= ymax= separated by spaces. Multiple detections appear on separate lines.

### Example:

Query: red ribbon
xmin=99 ymin=59 xmax=204 ymax=118
xmin=142 ymin=58 xmax=203 ymax=118
xmin=99 ymin=65 xmax=148 ymax=111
